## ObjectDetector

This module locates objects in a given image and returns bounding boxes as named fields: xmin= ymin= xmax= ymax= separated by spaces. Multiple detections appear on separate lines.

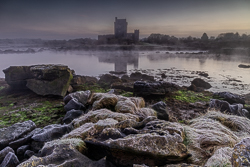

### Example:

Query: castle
xmin=98 ymin=17 xmax=139 ymax=44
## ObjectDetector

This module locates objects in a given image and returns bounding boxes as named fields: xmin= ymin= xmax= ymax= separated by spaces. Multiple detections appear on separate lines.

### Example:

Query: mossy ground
xmin=171 ymin=90 xmax=212 ymax=103
xmin=0 ymin=84 xmax=65 ymax=128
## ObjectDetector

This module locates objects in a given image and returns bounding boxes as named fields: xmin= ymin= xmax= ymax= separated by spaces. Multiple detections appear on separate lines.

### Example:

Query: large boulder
xmin=213 ymin=92 xmax=245 ymax=104
xmin=3 ymin=64 xmax=73 ymax=96
xmin=133 ymin=81 xmax=180 ymax=97
xmin=191 ymin=78 xmax=211 ymax=89
xmin=102 ymin=132 xmax=189 ymax=166
xmin=185 ymin=110 xmax=250 ymax=165
xmin=26 ymin=64 xmax=73 ymax=96
xmin=3 ymin=66 xmax=33 ymax=89
xmin=0 ymin=120 xmax=36 ymax=150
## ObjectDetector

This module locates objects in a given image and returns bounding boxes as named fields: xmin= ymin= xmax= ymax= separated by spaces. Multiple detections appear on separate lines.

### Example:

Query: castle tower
xmin=134 ymin=29 xmax=139 ymax=43
xmin=114 ymin=17 xmax=127 ymax=39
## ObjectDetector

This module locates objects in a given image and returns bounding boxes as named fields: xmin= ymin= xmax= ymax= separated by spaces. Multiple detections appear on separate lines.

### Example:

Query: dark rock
xmin=238 ymin=64 xmax=250 ymax=68
xmin=213 ymin=92 xmax=245 ymax=104
xmin=187 ymin=84 xmax=204 ymax=92
xmin=121 ymin=127 xmax=139 ymax=135
xmin=196 ymin=71 xmax=209 ymax=77
xmin=133 ymin=81 xmax=180 ymax=97
xmin=63 ymin=109 xmax=83 ymax=124
xmin=209 ymin=99 xmax=246 ymax=117
xmin=151 ymin=101 xmax=169 ymax=121
xmin=232 ymin=137 xmax=250 ymax=166
xmin=23 ymin=150 xmax=34 ymax=159
xmin=0 ymin=120 xmax=36 ymax=150
xmin=130 ymin=72 xmax=155 ymax=81
xmin=121 ymin=75 xmax=130 ymax=82
xmin=63 ymin=90 xmax=91 ymax=105
xmin=98 ymin=74 xmax=122 ymax=88
xmin=191 ymin=78 xmax=211 ymax=89
xmin=0 ymin=152 xmax=19 ymax=167
xmin=30 ymin=141 xmax=44 ymax=153
xmin=71 ymin=75 xmax=98 ymax=86
xmin=64 ymin=98 xmax=86 ymax=112
xmin=3 ymin=66 xmax=33 ymax=89
xmin=9 ymin=128 xmax=41 ymax=150
xmin=26 ymin=64 xmax=73 ymax=97
xmin=31 ymin=124 xmax=73 ymax=142
xmin=16 ymin=145 xmax=30 ymax=156
xmin=0 ymin=147 xmax=15 ymax=163
xmin=111 ymin=82 xmax=134 ymax=92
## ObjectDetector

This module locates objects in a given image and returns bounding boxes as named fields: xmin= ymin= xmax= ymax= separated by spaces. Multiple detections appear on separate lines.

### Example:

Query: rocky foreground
xmin=1 ymin=64 xmax=250 ymax=167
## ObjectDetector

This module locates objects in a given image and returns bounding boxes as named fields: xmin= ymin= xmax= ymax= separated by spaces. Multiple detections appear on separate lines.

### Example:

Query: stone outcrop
xmin=191 ymin=78 xmax=211 ymax=89
xmin=133 ymin=81 xmax=180 ymax=97
xmin=213 ymin=92 xmax=245 ymax=104
xmin=3 ymin=64 xmax=73 ymax=96
xmin=209 ymin=99 xmax=249 ymax=118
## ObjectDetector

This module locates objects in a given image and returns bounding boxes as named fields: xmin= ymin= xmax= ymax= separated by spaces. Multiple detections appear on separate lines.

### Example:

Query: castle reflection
xmin=98 ymin=52 xmax=139 ymax=72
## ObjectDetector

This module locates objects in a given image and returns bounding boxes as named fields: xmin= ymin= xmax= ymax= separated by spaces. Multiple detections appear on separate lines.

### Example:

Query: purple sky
xmin=0 ymin=0 xmax=249 ymax=39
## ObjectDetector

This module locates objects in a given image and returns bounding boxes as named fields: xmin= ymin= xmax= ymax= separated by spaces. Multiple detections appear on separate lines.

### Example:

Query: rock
xmin=63 ymin=109 xmax=83 ymax=124
xmin=71 ymin=75 xmax=98 ymax=86
xmin=231 ymin=137 xmax=250 ymax=166
xmin=196 ymin=71 xmax=209 ymax=77
xmin=0 ymin=147 xmax=15 ymax=163
xmin=98 ymin=74 xmax=121 ymax=88
xmin=72 ymin=109 xmax=139 ymax=128
xmin=103 ymin=133 xmax=189 ymax=166
xmin=238 ymin=64 xmax=250 ymax=68
xmin=16 ymin=145 xmax=30 ymax=156
xmin=8 ymin=128 xmax=41 ymax=150
xmin=111 ymin=82 xmax=134 ymax=92
xmin=130 ymin=72 xmax=154 ymax=81
xmin=151 ymin=101 xmax=169 ymax=121
xmin=205 ymin=147 xmax=233 ymax=167
xmin=26 ymin=64 xmax=73 ymax=96
xmin=209 ymin=99 xmax=246 ymax=117
xmin=90 ymin=93 xmax=119 ymax=111
xmin=23 ymin=150 xmax=34 ymax=159
xmin=63 ymin=118 xmax=118 ymax=140
xmin=121 ymin=75 xmax=130 ymax=82
xmin=63 ymin=90 xmax=91 ymax=105
xmin=213 ymin=92 xmax=245 ymax=104
xmin=133 ymin=81 xmax=180 ymax=97
xmin=3 ymin=66 xmax=33 ymax=89
xmin=0 ymin=120 xmax=36 ymax=150
xmin=191 ymin=78 xmax=211 ymax=89
xmin=31 ymin=124 xmax=73 ymax=142
xmin=100 ymin=128 xmax=124 ymax=141
xmin=185 ymin=110 xmax=250 ymax=165
xmin=64 ymin=98 xmax=86 ymax=112
xmin=17 ymin=143 xmax=101 ymax=167
xmin=0 ymin=152 xmax=19 ymax=167
xmin=187 ymin=84 xmax=204 ymax=92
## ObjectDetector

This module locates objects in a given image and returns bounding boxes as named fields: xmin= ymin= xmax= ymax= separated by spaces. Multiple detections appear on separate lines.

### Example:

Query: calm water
xmin=1 ymin=50 xmax=250 ymax=95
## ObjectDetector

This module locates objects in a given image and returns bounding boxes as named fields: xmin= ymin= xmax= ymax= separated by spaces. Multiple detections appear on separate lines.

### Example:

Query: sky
xmin=0 ymin=0 xmax=250 ymax=39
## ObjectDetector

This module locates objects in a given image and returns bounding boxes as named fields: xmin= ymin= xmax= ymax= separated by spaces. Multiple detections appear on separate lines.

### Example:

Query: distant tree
xmin=201 ymin=33 xmax=208 ymax=41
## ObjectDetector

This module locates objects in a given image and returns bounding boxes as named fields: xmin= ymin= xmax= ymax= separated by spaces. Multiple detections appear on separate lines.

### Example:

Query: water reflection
xmin=98 ymin=52 xmax=139 ymax=72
